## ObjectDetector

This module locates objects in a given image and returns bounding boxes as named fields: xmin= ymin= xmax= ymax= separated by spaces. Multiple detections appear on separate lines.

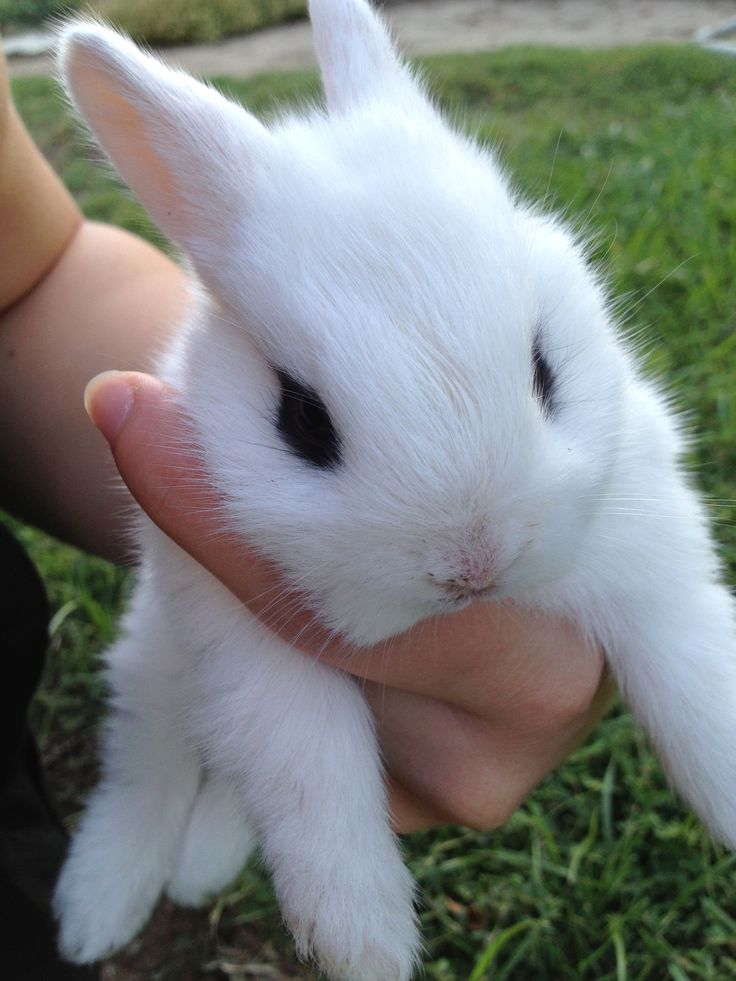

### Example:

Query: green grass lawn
xmin=0 ymin=0 xmax=306 ymax=43
xmin=10 ymin=44 xmax=736 ymax=980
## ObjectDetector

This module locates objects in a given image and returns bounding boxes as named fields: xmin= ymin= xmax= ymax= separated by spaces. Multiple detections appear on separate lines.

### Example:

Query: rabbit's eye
xmin=275 ymin=368 xmax=341 ymax=469
xmin=532 ymin=337 xmax=555 ymax=416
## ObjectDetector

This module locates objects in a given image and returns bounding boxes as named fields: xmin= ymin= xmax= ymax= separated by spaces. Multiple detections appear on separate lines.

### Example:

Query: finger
xmin=342 ymin=603 xmax=605 ymax=714
xmin=367 ymin=664 xmax=618 ymax=832
xmin=84 ymin=369 xmax=330 ymax=633
xmin=386 ymin=777 xmax=448 ymax=834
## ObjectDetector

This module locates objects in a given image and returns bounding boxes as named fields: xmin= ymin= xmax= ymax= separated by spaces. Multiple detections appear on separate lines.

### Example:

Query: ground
xmin=6 ymin=0 xmax=736 ymax=78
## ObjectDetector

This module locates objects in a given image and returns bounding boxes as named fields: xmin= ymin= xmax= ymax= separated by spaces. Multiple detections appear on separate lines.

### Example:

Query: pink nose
xmin=429 ymin=541 xmax=498 ymax=599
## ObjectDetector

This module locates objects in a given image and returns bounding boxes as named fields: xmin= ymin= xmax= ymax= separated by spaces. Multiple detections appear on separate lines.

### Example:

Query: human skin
xmin=0 ymin=46 xmax=613 ymax=833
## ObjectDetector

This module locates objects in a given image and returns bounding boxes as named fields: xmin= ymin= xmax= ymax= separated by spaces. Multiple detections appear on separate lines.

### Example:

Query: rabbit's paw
xmin=54 ymin=837 xmax=162 ymax=963
xmin=53 ymin=784 xmax=179 ymax=963
xmin=280 ymin=854 xmax=420 ymax=981
xmin=167 ymin=774 xmax=257 ymax=906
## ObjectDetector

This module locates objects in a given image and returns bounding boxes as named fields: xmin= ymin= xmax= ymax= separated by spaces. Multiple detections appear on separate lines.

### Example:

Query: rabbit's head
xmin=60 ymin=0 xmax=634 ymax=643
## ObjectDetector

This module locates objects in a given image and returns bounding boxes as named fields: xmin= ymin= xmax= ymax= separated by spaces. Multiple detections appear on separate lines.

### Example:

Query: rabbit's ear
xmin=309 ymin=0 xmax=424 ymax=113
xmin=58 ymin=22 xmax=271 ymax=277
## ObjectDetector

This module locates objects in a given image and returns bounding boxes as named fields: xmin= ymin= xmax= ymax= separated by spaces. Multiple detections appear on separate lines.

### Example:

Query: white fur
xmin=54 ymin=1 xmax=736 ymax=978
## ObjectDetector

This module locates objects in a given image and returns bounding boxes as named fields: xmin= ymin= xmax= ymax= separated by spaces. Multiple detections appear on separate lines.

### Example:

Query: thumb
xmin=84 ymin=369 xmax=213 ymax=538
xmin=83 ymin=370 xmax=306 ymax=626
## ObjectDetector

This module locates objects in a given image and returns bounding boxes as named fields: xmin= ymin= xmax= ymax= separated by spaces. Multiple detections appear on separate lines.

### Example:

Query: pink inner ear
xmin=61 ymin=23 xmax=272 ymax=288
xmin=68 ymin=54 xmax=179 ymax=233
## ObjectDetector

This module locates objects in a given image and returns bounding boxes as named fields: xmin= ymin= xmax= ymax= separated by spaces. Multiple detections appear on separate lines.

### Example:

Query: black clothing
xmin=0 ymin=523 xmax=98 ymax=979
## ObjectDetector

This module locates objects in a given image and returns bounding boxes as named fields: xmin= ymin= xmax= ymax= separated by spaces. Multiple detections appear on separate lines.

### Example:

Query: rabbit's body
xmin=54 ymin=2 xmax=736 ymax=979
xmin=59 ymin=522 xmax=416 ymax=978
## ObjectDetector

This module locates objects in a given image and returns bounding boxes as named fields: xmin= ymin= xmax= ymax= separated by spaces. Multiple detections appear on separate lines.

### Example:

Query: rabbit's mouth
xmin=437 ymin=579 xmax=501 ymax=605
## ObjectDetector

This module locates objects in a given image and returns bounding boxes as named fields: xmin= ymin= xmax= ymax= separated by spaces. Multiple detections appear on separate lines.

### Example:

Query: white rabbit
xmin=53 ymin=1 xmax=736 ymax=979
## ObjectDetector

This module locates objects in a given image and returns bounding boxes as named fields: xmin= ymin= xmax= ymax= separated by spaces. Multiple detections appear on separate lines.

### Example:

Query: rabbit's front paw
xmin=54 ymin=838 xmax=161 ymax=963
xmin=279 ymin=851 xmax=420 ymax=981
xmin=53 ymin=783 xmax=179 ymax=963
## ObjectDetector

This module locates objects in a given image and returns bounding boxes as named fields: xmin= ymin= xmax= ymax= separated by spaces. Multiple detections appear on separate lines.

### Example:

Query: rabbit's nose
xmin=426 ymin=534 xmax=504 ymax=599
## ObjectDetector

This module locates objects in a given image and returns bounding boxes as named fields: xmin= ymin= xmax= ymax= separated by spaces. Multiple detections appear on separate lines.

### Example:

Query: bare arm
xmin=0 ymin=48 xmax=188 ymax=556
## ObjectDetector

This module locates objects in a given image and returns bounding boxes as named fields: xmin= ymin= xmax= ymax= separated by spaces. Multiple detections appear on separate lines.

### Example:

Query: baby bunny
xmin=54 ymin=1 xmax=736 ymax=979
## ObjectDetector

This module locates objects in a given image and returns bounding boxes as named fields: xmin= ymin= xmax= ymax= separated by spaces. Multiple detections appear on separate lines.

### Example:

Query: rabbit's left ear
xmin=309 ymin=0 xmax=426 ymax=114
xmin=58 ymin=22 xmax=272 ymax=278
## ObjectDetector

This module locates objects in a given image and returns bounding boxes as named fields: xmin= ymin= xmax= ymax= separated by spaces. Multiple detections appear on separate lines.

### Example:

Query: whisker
xmin=542 ymin=127 xmax=564 ymax=211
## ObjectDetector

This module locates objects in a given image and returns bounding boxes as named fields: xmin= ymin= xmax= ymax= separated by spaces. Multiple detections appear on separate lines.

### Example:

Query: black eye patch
xmin=532 ymin=336 xmax=555 ymax=416
xmin=274 ymin=368 xmax=341 ymax=469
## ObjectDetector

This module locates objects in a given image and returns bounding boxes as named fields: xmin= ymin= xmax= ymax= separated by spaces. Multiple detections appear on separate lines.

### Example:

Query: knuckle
xmin=435 ymin=771 xmax=527 ymax=832
xmin=519 ymin=667 xmax=604 ymax=737
xmin=543 ymin=686 xmax=597 ymax=730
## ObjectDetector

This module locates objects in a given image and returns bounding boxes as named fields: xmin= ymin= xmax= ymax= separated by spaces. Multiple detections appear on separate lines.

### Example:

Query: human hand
xmin=84 ymin=369 xmax=615 ymax=833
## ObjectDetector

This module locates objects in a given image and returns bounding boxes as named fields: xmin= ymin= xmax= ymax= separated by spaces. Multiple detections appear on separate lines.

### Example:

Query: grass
xmin=0 ymin=0 xmax=306 ymax=43
xmin=99 ymin=0 xmax=306 ymax=47
xmin=10 ymin=43 xmax=736 ymax=979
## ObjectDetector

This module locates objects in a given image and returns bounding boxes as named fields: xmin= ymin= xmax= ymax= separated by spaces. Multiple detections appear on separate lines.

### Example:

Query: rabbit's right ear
xmin=58 ymin=22 xmax=271 ymax=282
xmin=309 ymin=0 xmax=426 ymax=114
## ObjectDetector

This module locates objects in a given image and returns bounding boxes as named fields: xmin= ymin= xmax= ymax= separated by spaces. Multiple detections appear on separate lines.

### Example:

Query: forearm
xmin=0 ymin=45 xmax=189 ymax=558
xmin=0 ymin=67 xmax=81 ymax=312
xmin=0 ymin=220 xmax=188 ymax=559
